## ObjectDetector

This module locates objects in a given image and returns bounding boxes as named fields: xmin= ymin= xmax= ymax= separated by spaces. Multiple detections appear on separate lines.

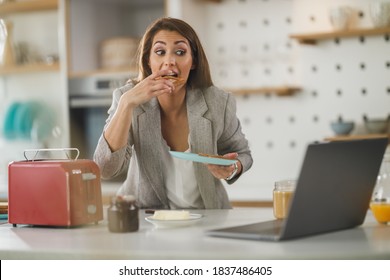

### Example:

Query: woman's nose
xmin=163 ymin=55 xmax=176 ymax=66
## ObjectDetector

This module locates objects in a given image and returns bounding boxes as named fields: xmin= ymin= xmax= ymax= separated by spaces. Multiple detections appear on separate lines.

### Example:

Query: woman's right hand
xmin=120 ymin=69 xmax=175 ymax=108
xmin=103 ymin=69 xmax=175 ymax=152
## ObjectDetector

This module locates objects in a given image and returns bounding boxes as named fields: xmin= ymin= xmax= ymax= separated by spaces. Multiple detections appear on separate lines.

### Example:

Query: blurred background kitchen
xmin=0 ymin=0 xmax=389 ymax=204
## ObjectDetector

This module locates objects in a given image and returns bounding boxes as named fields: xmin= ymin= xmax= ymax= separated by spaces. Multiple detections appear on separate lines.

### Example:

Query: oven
xmin=68 ymin=73 xmax=134 ymax=161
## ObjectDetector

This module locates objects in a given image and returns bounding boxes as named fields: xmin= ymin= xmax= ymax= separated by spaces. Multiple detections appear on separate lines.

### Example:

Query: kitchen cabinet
xmin=0 ymin=0 xmax=69 ymax=198
xmin=0 ymin=0 xmax=70 ymax=149
xmin=0 ymin=0 xmax=60 ymax=74
xmin=67 ymin=0 xmax=165 ymax=77
xmin=290 ymin=26 xmax=390 ymax=45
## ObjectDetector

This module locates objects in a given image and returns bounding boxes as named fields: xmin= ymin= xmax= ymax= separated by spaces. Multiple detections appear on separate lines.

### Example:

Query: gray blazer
xmin=94 ymin=83 xmax=253 ymax=209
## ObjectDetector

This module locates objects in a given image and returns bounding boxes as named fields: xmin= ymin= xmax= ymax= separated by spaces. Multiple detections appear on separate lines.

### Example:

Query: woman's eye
xmin=155 ymin=50 xmax=165 ymax=55
xmin=176 ymin=50 xmax=186 ymax=56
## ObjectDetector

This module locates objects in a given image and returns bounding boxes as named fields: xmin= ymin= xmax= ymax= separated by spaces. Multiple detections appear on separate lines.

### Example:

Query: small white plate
xmin=145 ymin=213 xmax=203 ymax=229
xmin=169 ymin=151 xmax=236 ymax=166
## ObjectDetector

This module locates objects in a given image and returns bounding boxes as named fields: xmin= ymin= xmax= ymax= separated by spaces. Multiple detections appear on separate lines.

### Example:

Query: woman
xmin=94 ymin=17 xmax=252 ymax=209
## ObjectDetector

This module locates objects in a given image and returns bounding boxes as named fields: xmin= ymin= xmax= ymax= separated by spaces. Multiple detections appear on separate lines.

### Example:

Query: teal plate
xmin=169 ymin=151 xmax=237 ymax=166
xmin=3 ymin=102 xmax=21 ymax=139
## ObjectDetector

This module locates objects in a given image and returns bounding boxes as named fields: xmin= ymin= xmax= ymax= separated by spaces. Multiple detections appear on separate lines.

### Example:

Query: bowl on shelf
xmin=330 ymin=119 xmax=355 ymax=136
xmin=328 ymin=6 xmax=355 ymax=30
xmin=364 ymin=116 xmax=389 ymax=134
xmin=369 ymin=2 xmax=390 ymax=28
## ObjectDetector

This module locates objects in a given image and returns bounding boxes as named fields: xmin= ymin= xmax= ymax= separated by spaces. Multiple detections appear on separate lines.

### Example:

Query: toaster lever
xmin=24 ymin=148 xmax=80 ymax=161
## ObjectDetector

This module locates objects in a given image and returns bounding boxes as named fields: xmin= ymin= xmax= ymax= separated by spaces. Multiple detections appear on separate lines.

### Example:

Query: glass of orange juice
xmin=370 ymin=148 xmax=390 ymax=224
xmin=370 ymin=200 xmax=390 ymax=224
xmin=273 ymin=179 xmax=296 ymax=219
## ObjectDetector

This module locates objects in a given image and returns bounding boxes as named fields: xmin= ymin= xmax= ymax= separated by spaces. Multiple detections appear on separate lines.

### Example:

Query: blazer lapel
xmin=187 ymin=88 xmax=219 ymax=208
xmin=134 ymin=90 xmax=219 ymax=209
xmin=136 ymin=99 xmax=169 ymax=207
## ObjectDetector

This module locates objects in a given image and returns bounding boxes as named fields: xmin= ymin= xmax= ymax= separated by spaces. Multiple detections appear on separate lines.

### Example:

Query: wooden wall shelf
xmin=290 ymin=27 xmax=390 ymax=44
xmin=0 ymin=62 xmax=60 ymax=75
xmin=324 ymin=134 xmax=389 ymax=142
xmin=227 ymin=86 xmax=301 ymax=97
xmin=68 ymin=67 xmax=137 ymax=79
xmin=0 ymin=0 xmax=57 ymax=15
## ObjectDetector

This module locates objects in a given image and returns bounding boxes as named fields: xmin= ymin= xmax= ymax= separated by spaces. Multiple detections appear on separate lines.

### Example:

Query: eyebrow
xmin=153 ymin=40 xmax=188 ymax=46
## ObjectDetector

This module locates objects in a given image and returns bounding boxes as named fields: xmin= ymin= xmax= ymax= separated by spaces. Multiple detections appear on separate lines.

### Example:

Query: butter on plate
xmin=152 ymin=210 xmax=190 ymax=220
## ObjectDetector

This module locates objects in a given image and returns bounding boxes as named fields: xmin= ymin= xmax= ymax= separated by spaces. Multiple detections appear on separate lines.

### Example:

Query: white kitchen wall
xmin=168 ymin=0 xmax=390 ymax=200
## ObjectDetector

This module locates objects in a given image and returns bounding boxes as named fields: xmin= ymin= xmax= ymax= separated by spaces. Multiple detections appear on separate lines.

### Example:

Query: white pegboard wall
xmin=178 ymin=0 xmax=390 ymax=200
xmin=204 ymin=0 xmax=297 ymax=88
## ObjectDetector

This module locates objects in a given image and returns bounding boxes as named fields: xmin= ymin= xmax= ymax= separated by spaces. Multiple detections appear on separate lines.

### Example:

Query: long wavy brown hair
xmin=134 ymin=17 xmax=213 ymax=89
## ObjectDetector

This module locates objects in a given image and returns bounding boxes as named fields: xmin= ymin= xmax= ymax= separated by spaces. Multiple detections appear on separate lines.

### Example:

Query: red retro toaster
xmin=8 ymin=148 xmax=103 ymax=227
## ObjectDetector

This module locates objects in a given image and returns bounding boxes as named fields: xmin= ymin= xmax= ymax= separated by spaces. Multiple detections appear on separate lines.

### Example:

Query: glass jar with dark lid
xmin=107 ymin=195 xmax=139 ymax=233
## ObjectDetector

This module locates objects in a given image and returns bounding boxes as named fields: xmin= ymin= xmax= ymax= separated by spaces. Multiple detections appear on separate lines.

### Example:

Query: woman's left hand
xmin=206 ymin=152 xmax=242 ymax=180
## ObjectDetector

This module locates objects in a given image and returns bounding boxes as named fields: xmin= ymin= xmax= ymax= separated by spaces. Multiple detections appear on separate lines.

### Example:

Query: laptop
xmin=207 ymin=137 xmax=388 ymax=241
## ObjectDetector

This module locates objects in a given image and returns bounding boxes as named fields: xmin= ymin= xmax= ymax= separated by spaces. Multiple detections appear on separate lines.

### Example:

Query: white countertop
xmin=1 ymin=208 xmax=389 ymax=260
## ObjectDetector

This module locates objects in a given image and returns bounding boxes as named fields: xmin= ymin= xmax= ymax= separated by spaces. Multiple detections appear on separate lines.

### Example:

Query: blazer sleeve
xmin=93 ymin=84 xmax=134 ymax=179
xmin=217 ymin=92 xmax=253 ymax=183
